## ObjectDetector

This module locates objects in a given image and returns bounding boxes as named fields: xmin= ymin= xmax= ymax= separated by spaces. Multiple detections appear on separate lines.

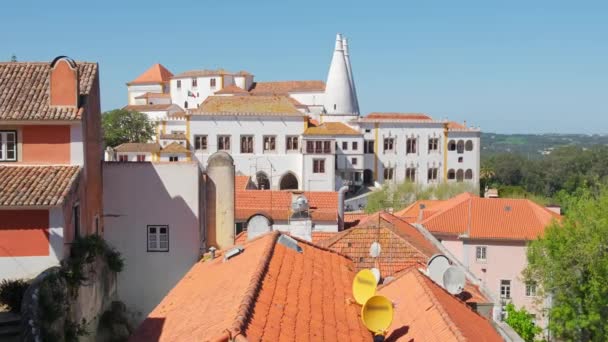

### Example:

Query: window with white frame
xmin=148 ymin=225 xmax=169 ymax=252
xmin=210 ymin=78 xmax=216 ymax=87
xmin=500 ymin=280 xmax=511 ymax=299
xmin=194 ymin=135 xmax=207 ymax=151
xmin=427 ymin=167 xmax=438 ymax=182
xmin=0 ymin=131 xmax=17 ymax=161
xmin=286 ymin=136 xmax=298 ymax=152
xmin=240 ymin=135 xmax=254 ymax=153
xmin=313 ymin=159 xmax=325 ymax=173
xmin=169 ymin=156 xmax=179 ymax=162
xmin=218 ymin=135 xmax=231 ymax=151
xmin=364 ymin=140 xmax=374 ymax=154
xmin=352 ymin=141 xmax=358 ymax=151
xmin=342 ymin=141 xmax=348 ymax=151
xmin=383 ymin=167 xmax=394 ymax=181
xmin=405 ymin=167 xmax=416 ymax=182
xmin=406 ymin=138 xmax=417 ymax=154
xmin=526 ymin=282 xmax=537 ymax=297
xmin=428 ymin=138 xmax=439 ymax=153
xmin=383 ymin=138 xmax=394 ymax=153
xmin=476 ymin=246 xmax=487 ymax=262
xmin=263 ymin=136 xmax=276 ymax=152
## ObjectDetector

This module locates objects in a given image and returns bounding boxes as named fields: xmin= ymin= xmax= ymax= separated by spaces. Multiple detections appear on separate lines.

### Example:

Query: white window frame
xmin=0 ymin=131 xmax=17 ymax=162
xmin=500 ymin=279 xmax=511 ymax=299
xmin=313 ymin=159 xmax=325 ymax=174
xmin=476 ymin=246 xmax=487 ymax=262
xmin=286 ymin=136 xmax=298 ymax=152
xmin=169 ymin=156 xmax=179 ymax=162
xmin=194 ymin=135 xmax=207 ymax=151
xmin=147 ymin=225 xmax=169 ymax=252
xmin=526 ymin=282 xmax=537 ymax=297
xmin=383 ymin=137 xmax=395 ymax=153
xmin=263 ymin=135 xmax=276 ymax=153
xmin=218 ymin=135 xmax=231 ymax=151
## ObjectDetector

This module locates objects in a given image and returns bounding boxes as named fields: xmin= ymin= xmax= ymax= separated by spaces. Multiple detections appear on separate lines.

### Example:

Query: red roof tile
xmin=234 ymin=231 xmax=337 ymax=245
xmin=249 ymin=80 xmax=325 ymax=94
xmin=128 ymin=63 xmax=173 ymax=85
xmin=236 ymin=190 xmax=338 ymax=222
xmin=378 ymin=268 xmax=503 ymax=341
xmin=0 ymin=61 xmax=97 ymax=121
xmin=134 ymin=92 xmax=171 ymax=99
xmin=130 ymin=232 xmax=371 ymax=342
xmin=191 ymin=95 xmax=304 ymax=116
xmin=214 ymin=84 xmax=249 ymax=95
xmin=0 ymin=165 xmax=80 ymax=207
xmin=365 ymin=112 xmax=433 ymax=121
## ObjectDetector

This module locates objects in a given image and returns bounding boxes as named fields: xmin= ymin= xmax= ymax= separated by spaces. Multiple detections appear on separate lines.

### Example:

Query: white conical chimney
xmin=324 ymin=33 xmax=356 ymax=115
xmin=342 ymin=36 xmax=360 ymax=115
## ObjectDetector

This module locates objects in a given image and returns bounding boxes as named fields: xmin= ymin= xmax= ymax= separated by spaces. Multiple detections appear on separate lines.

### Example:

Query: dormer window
xmin=0 ymin=131 xmax=17 ymax=161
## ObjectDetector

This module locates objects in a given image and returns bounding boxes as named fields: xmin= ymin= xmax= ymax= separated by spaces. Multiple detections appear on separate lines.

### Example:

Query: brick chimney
xmin=50 ymin=56 xmax=79 ymax=107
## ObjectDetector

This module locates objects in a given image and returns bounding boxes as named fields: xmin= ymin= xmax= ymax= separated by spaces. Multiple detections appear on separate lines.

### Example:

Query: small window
xmin=447 ymin=169 xmax=455 ymax=180
xmin=184 ymin=101 xmax=188 ymax=109
xmin=136 ymin=155 xmax=146 ymax=162
xmin=364 ymin=140 xmax=374 ymax=154
xmin=286 ymin=136 xmax=298 ymax=151
xmin=0 ymin=131 xmax=17 ymax=161
xmin=192 ymin=78 xmax=197 ymax=87
xmin=383 ymin=138 xmax=395 ymax=153
xmin=465 ymin=169 xmax=473 ymax=180
xmin=448 ymin=140 xmax=456 ymax=151
xmin=476 ymin=246 xmax=487 ymax=261
xmin=218 ymin=135 xmax=231 ymax=151
xmin=323 ymin=141 xmax=331 ymax=154
xmin=457 ymin=140 xmax=465 ymax=154
xmin=352 ymin=141 xmax=358 ymax=151
xmin=169 ymin=156 xmax=179 ymax=162
xmin=342 ymin=141 xmax=348 ymax=150
xmin=194 ymin=135 xmax=207 ymax=150
xmin=458 ymin=157 xmax=463 ymax=163
xmin=526 ymin=282 xmax=537 ymax=297
xmin=241 ymin=135 xmax=254 ymax=153
xmin=406 ymin=138 xmax=417 ymax=154
xmin=405 ymin=167 xmax=416 ymax=182
xmin=383 ymin=167 xmax=394 ymax=181
xmin=500 ymin=280 xmax=511 ymax=299
xmin=351 ymin=157 xmax=358 ymax=166
xmin=176 ymin=80 xmax=181 ymax=89
xmin=365 ymin=129 xmax=371 ymax=133
xmin=118 ymin=155 xmax=128 ymax=162
xmin=427 ymin=167 xmax=438 ymax=182
xmin=210 ymin=78 xmax=217 ymax=87
xmin=465 ymin=140 xmax=473 ymax=151
xmin=148 ymin=225 xmax=169 ymax=252
xmin=306 ymin=141 xmax=314 ymax=153
xmin=263 ymin=136 xmax=276 ymax=152
xmin=428 ymin=138 xmax=439 ymax=152
xmin=313 ymin=159 xmax=325 ymax=173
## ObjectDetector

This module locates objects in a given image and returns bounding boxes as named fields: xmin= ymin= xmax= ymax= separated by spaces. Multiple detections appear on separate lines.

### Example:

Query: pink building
xmin=398 ymin=193 xmax=560 ymax=329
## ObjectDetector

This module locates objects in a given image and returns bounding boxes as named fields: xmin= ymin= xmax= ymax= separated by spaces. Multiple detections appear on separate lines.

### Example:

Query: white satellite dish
xmin=427 ymin=254 xmax=451 ymax=285
xmin=370 ymin=268 xmax=381 ymax=284
xmin=443 ymin=266 xmax=466 ymax=295
xmin=369 ymin=242 xmax=382 ymax=258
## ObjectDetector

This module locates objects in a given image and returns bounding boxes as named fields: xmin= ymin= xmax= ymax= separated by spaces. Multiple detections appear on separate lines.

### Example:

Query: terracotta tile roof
xmin=234 ymin=231 xmax=337 ymax=245
xmin=235 ymin=175 xmax=254 ymax=190
xmin=0 ymin=61 xmax=97 ymax=121
xmin=114 ymin=143 xmax=161 ymax=153
xmin=172 ymin=68 xmax=243 ymax=78
xmin=420 ymin=193 xmax=561 ymax=240
xmin=160 ymin=142 xmax=190 ymax=154
xmin=134 ymin=92 xmax=171 ymax=99
xmin=214 ymin=84 xmax=249 ymax=95
xmin=378 ymin=268 xmax=503 ymax=341
xmin=249 ymin=80 xmax=325 ymax=94
xmin=130 ymin=232 xmax=371 ymax=342
xmin=123 ymin=104 xmax=177 ymax=112
xmin=159 ymin=133 xmax=186 ymax=140
xmin=447 ymin=121 xmax=480 ymax=132
xmin=236 ymin=190 xmax=338 ymax=222
xmin=365 ymin=112 xmax=433 ymax=121
xmin=0 ymin=165 xmax=80 ymax=207
xmin=395 ymin=199 xmax=446 ymax=223
xmin=344 ymin=212 xmax=369 ymax=229
xmin=304 ymin=122 xmax=361 ymax=136
xmin=128 ymin=64 xmax=173 ymax=85
xmin=191 ymin=95 xmax=304 ymax=116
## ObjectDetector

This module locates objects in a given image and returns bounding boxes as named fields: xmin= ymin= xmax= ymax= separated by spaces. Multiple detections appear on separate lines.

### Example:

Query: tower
xmin=342 ymin=37 xmax=360 ymax=115
xmin=324 ymin=33 xmax=357 ymax=115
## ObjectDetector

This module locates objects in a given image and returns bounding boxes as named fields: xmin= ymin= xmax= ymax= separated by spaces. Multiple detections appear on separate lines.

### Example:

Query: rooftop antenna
xmin=427 ymin=254 xmax=450 ymax=285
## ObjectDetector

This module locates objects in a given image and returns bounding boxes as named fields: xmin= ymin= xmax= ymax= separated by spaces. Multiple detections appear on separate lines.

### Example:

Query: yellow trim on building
xmin=156 ymin=123 xmax=160 ymax=141
xmin=303 ymin=116 xmax=308 ymax=130
xmin=443 ymin=123 xmax=448 ymax=182
xmin=374 ymin=122 xmax=379 ymax=181
xmin=162 ymin=120 xmax=167 ymax=135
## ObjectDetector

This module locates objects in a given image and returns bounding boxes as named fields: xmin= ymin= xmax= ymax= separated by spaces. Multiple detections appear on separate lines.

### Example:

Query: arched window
xmin=457 ymin=140 xmax=464 ymax=154
xmin=448 ymin=140 xmax=456 ymax=151
xmin=184 ymin=101 xmax=188 ymax=109
xmin=256 ymin=172 xmax=270 ymax=190
xmin=279 ymin=172 xmax=298 ymax=190
xmin=456 ymin=169 xmax=464 ymax=182
xmin=465 ymin=140 xmax=473 ymax=151
xmin=465 ymin=169 xmax=473 ymax=180
xmin=447 ymin=169 xmax=456 ymax=180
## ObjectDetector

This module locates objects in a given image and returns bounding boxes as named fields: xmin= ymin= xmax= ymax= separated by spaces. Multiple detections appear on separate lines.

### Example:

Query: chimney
xmin=338 ymin=186 xmax=349 ymax=231
xmin=50 ymin=56 xmax=79 ymax=107
xmin=324 ymin=33 xmax=356 ymax=115
xmin=206 ymin=151 xmax=236 ymax=250
xmin=342 ymin=36 xmax=360 ymax=115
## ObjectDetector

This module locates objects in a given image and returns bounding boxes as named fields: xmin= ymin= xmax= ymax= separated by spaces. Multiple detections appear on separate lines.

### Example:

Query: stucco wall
xmin=103 ymin=162 xmax=202 ymax=322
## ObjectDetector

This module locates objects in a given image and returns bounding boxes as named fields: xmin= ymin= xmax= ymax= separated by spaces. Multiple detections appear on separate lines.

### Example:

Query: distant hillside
xmin=481 ymin=133 xmax=608 ymax=158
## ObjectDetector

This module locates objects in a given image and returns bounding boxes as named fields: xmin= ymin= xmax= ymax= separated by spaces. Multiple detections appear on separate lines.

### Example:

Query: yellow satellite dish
xmin=361 ymin=295 xmax=394 ymax=335
xmin=352 ymin=269 xmax=377 ymax=305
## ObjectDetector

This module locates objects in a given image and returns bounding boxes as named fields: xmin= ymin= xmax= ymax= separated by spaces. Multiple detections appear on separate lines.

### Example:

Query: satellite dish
xmin=443 ymin=266 xmax=466 ymax=295
xmin=352 ymin=269 xmax=377 ymax=305
xmin=361 ymin=295 xmax=394 ymax=335
xmin=370 ymin=268 xmax=381 ymax=284
xmin=369 ymin=242 xmax=382 ymax=258
xmin=427 ymin=254 xmax=451 ymax=285
xmin=291 ymin=196 xmax=309 ymax=212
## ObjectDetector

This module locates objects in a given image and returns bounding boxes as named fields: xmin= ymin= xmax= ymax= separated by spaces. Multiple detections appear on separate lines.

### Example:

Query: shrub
xmin=0 ymin=278 xmax=30 ymax=312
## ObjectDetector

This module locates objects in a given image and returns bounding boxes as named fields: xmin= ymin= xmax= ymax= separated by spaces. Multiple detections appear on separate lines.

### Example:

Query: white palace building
xmin=110 ymin=34 xmax=480 ymax=193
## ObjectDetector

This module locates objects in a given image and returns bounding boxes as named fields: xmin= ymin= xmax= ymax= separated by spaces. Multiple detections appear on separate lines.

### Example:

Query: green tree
xmin=504 ymin=303 xmax=542 ymax=342
xmin=526 ymin=187 xmax=608 ymax=341
xmin=102 ymin=109 xmax=155 ymax=148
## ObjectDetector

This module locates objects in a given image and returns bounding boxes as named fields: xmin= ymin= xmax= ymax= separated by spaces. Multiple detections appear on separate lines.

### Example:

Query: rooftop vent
xmin=224 ymin=246 xmax=244 ymax=261
xmin=504 ymin=206 xmax=512 ymax=212
xmin=419 ymin=203 xmax=426 ymax=209
xmin=278 ymin=234 xmax=302 ymax=253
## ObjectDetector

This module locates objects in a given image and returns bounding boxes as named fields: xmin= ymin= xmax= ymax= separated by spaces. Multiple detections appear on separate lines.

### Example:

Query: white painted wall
xmin=103 ymin=162 xmax=202 ymax=322
xmin=290 ymin=91 xmax=325 ymax=107
xmin=115 ymin=152 xmax=153 ymax=162
xmin=128 ymin=84 xmax=164 ymax=105
xmin=0 ymin=208 xmax=64 ymax=281
xmin=170 ymin=75 xmax=235 ymax=110
xmin=446 ymin=132 xmax=480 ymax=185
xmin=70 ymin=123 xmax=84 ymax=165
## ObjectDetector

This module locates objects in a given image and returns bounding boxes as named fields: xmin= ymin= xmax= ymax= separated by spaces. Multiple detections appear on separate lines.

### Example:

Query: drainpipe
xmin=338 ymin=186 xmax=349 ymax=231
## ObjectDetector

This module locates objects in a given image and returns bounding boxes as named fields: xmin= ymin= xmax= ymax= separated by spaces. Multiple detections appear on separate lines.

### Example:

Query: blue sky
xmin=2 ymin=0 xmax=607 ymax=134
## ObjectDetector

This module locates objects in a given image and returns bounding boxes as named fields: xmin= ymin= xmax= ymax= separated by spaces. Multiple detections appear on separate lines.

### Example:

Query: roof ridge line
xmin=289 ymin=233 xmax=355 ymax=261
xmin=384 ymin=222 xmax=429 ymax=261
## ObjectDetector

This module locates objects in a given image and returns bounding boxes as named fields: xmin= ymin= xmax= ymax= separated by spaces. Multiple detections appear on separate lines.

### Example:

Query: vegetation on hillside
xmin=102 ymin=109 xmax=155 ymax=148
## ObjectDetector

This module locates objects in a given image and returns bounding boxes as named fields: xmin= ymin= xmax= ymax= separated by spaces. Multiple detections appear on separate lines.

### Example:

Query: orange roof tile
xmin=421 ymin=193 xmax=560 ymax=240
xmin=172 ymin=69 xmax=245 ymax=78
xmin=378 ymin=268 xmax=503 ymax=341
xmin=128 ymin=63 xmax=173 ymax=85
xmin=123 ymin=104 xmax=177 ymax=112
xmin=303 ymin=122 xmax=361 ymax=136
xmin=0 ymin=61 xmax=98 ymax=121
xmin=160 ymin=142 xmax=190 ymax=154
xmin=191 ymin=95 xmax=304 ymax=116
xmin=130 ymin=232 xmax=371 ymax=342
xmin=134 ymin=92 xmax=171 ymax=99
xmin=395 ymin=199 xmax=446 ymax=223
xmin=0 ymin=165 xmax=80 ymax=207
xmin=249 ymin=80 xmax=325 ymax=94
xmin=235 ymin=190 xmax=338 ymax=222
xmin=235 ymin=175 xmax=253 ymax=190
xmin=114 ymin=143 xmax=161 ymax=153
xmin=159 ymin=133 xmax=186 ymax=140
xmin=214 ymin=84 xmax=249 ymax=95
xmin=234 ymin=231 xmax=337 ymax=245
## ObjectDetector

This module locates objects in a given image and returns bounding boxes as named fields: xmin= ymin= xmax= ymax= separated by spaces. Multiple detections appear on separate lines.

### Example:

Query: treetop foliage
xmin=102 ymin=109 xmax=155 ymax=148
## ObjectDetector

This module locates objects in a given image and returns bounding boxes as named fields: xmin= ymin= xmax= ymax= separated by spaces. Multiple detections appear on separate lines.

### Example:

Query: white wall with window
xmin=0 ymin=130 xmax=17 ymax=161
xmin=446 ymin=131 xmax=480 ymax=185
xmin=302 ymin=137 xmax=335 ymax=191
